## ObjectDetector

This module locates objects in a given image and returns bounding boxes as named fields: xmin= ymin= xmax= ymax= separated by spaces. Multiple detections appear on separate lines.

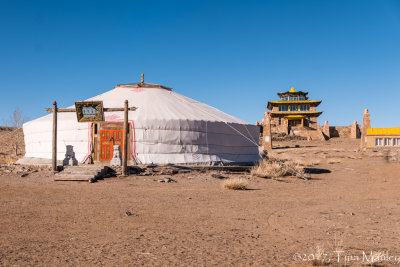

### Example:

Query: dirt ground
xmin=1 ymin=138 xmax=400 ymax=266
xmin=0 ymin=127 xmax=24 ymax=165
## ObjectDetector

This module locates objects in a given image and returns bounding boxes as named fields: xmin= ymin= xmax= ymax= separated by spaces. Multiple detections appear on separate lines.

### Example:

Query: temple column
xmin=350 ymin=120 xmax=359 ymax=139
xmin=285 ymin=118 xmax=289 ymax=134
xmin=263 ymin=114 xmax=272 ymax=150
xmin=360 ymin=109 xmax=371 ymax=149
xmin=323 ymin=120 xmax=330 ymax=138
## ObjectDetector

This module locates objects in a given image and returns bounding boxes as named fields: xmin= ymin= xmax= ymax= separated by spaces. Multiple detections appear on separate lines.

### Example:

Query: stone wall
xmin=292 ymin=128 xmax=327 ymax=141
xmin=258 ymin=112 xmax=361 ymax=150
xmin=329 ymin=126 xmax=351 ymax=137
xmin=270 ymin=116 xmax=318 ymax=134
xmin=329 ymin=121 xmax=360 ymax=138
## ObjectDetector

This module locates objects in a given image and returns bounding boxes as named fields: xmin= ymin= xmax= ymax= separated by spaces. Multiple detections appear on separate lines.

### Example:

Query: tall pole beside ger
xmin=122 ymin=100 xmax=128 ymax=176
xmin=52 ymin=101 xmax=58 ymax=172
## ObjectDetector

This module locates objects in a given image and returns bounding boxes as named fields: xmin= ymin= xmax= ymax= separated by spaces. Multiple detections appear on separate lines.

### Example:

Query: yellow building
xmin=366 ymin=128 xmax=400 ymax=148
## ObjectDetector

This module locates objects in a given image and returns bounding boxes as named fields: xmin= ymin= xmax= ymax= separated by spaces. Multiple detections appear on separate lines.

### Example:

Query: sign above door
xmin=75 ymin=101 xmax=105 ymax=122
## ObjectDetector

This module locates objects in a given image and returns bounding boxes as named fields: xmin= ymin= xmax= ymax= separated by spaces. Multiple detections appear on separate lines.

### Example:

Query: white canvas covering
xmin=21 ymin=83 xmax=260 ymax=165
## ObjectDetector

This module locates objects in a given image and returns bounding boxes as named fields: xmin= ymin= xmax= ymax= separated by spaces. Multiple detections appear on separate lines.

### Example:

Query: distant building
xmin=258 ymin=88 xmax=361 ymax=148
xmin=366 ymin=128 xmax=400 ymax=148
xmin=360 ymin=109 xmax=400 ymax=149
xmin=266 ymin=87 xmax=322 ymax=134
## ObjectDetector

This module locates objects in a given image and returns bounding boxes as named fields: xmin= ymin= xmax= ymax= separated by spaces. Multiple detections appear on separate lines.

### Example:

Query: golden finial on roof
xmin=141 ymin=73 xmax=144 ymax=84
xmin=289 ymin=87 xmax=296 ymax=93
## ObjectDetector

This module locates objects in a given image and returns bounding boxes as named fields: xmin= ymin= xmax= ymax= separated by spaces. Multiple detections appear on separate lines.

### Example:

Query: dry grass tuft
xmin=334 ymin=234 xmax=344 ymax=253
xmin=222 ymin=177 xmax=249 ymax=190
xmin=251 ymin=159 xmax=307 ymax=180
xmin=362 ymin=251 xmax=387 ymax=266
xmin=285 ymin=160 xmax=306 ymax=179
xmin=311 ymin=245 xmax=329 ymax=266
xmin=251 ymin=161 xmax=287 ymax=178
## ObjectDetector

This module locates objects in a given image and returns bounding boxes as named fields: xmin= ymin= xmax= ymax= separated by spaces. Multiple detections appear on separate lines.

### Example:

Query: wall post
xmin=360 ymin=109 xmax=371 ymax=149
xmin=52 ymin=101 xmax=58 ymax=172
xmin=323 ymin=120 xmax=330 ymax=139
xmin=263 ymin=113 xmax=273 ymax=150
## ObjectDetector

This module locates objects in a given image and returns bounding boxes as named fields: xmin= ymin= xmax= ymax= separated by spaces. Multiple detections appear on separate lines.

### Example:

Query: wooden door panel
xmin=100 ymin=129 xmax=124 ymax=161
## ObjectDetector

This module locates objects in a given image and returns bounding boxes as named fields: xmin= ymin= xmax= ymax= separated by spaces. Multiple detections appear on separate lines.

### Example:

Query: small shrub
xmin=284 ymin=160 xmax=306 ymax=179
xmin=223 ymin=177 xmax=249 ymax=190
xmin=311 ymin=245 xmax=329 ymax=266
xmin=362 ymin=251 xmax=386 ymax=266
xmin=251 ymin=160 xmax=307 ymax=179
xmin=251 ymin=161 xmax=287 ymax=178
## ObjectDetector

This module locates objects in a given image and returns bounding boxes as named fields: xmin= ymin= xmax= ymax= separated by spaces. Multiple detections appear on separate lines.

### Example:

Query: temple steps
xmin=54 ymin=165 xmax=110 ymax=182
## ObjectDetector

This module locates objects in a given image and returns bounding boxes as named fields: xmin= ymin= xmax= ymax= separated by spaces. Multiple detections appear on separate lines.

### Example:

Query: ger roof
xmin=115 ymin=81 xmax=172 ymax=91
xmin=28 ymin=77 xmax=252 ymax=126
xmin=115 ymin=74 xmax=172 ymax=90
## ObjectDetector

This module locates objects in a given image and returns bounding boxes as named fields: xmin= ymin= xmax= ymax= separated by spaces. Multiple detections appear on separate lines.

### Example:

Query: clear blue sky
xmin=1 ymin=0 xmax=399 ymax=127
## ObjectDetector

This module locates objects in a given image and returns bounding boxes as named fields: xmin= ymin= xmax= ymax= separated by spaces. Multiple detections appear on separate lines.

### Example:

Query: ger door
xmin=99 ymin=128 xmax=124 ymax=161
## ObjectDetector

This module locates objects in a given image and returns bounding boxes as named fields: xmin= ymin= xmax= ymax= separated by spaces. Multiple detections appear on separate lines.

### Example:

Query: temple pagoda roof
xmin=277 ymin=87 xmax=308 ymax=97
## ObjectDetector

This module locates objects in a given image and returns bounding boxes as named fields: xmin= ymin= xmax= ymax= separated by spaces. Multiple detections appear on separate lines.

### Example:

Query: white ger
xmin=20 ymin=80 xmax=260 ymax=165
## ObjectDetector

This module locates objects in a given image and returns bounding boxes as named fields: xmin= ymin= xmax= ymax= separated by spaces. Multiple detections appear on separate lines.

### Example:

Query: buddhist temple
xmin=266 ymin=87 xmax=322 ymax=134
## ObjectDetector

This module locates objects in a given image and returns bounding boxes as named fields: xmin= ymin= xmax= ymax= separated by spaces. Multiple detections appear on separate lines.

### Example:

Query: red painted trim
xmin=81 ymin=122 xmax=92 ymax=164
xmin=82 ymin=120 xmax=138 ymax=163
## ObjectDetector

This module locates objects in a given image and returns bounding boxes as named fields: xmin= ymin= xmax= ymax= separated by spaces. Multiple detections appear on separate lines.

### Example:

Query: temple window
xmin=299 ymin=96 xmax=305 ymax=100
xmin=290 ymin=105 xmax=298 ymax=111
xmin=375 ymin=138 xmax=383 ymax=146
xmin=394 ymin=138 xmax=400 ymax=146
xmin=289 ymin=96 xmax=298 ymax=101
xmin=279 ymin=105 xmax=289 ymax=111
xmin=384 ymin=138 xmax=392 ymax=146
xmin=300 ymin=104 xmax=310 ymax=111
xmin=278 ymin=117 xmax=281 ymax=125
xmin=281 ymin=96 xmax=288 ymax=101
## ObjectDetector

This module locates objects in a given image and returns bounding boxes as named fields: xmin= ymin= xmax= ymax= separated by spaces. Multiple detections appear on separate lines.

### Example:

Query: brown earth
xmin=1 ymin=134 xmax=400 ymax=266
xmin=0 ymin=127 xmax=24 ymax=165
